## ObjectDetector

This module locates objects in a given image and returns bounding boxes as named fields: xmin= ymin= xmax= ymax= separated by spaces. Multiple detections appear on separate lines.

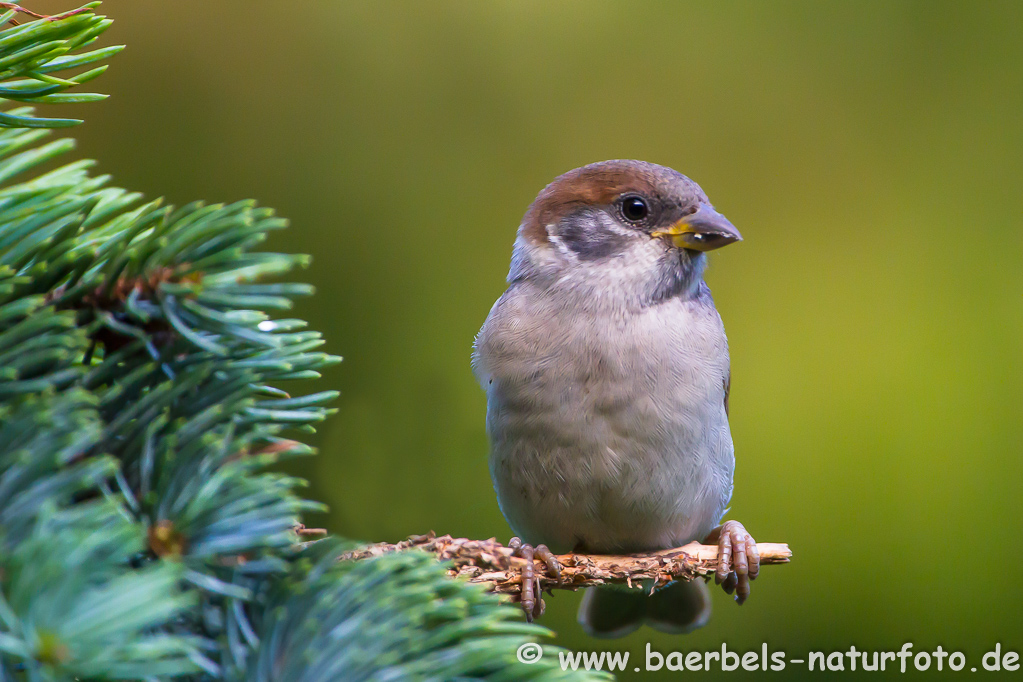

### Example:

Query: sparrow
xmin=472 ymin=160 xmax=759 ymax=638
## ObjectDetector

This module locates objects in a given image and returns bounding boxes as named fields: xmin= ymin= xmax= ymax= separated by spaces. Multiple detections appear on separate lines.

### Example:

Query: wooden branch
xmin=341 ymin=532 xmax=791 ymax=597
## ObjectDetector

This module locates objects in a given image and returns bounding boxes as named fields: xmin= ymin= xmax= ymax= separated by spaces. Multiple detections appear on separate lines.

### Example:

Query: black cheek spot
xmin=557 ymin=212 xmax=630 ymax=261
xmin=569 ymin=234 xmax=628 ymax=260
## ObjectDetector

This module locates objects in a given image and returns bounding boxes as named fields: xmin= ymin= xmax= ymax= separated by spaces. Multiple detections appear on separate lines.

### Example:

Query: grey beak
xmin=652 ymin=205 xmax=743 ymax=252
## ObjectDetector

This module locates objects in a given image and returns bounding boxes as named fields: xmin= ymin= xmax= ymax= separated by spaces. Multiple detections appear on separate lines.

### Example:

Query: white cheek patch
xmin=545 ymin=223 xmax=577 ymax=260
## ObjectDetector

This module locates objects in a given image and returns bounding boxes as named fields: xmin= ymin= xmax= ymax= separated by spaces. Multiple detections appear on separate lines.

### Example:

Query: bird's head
xmin=509 ymin=160 xmax=741 ymax=307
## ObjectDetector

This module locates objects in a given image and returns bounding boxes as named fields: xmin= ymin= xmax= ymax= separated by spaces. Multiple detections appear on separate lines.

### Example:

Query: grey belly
xmin=486 ymin=372 xmax=734 ymax=554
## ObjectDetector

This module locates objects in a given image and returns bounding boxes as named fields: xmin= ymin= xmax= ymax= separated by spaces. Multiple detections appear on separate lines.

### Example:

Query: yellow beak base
xmin=651 ymin=205 xmax=743 ymax=252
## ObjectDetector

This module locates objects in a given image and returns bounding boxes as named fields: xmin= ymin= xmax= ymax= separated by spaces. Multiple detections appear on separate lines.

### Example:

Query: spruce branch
xmin=246 ymin=540 xmax=613 ymax=682
xmin=343 ymin=533 xmax=792 ymax=596
xmin=1 ymin=503 xmax=204 ymax=678
xmin=0 ymin=3 xmax=122 ymax=127
xmin=0 ymin=12 xmax=344 ymax=672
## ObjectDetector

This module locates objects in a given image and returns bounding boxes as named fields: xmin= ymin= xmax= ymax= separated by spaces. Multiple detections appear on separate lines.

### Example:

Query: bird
xmin=471 ymin=159 xmax=759 ymax=638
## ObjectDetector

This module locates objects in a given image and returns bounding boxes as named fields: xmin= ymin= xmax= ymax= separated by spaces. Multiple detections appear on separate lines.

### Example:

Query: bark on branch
xmin=341 ymin=532 xmax=792 ymax=597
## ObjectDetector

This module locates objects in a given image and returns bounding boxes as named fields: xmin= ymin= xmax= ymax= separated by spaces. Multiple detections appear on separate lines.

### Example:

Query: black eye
xmin=621 ymin=196 xmax=649 ymax=222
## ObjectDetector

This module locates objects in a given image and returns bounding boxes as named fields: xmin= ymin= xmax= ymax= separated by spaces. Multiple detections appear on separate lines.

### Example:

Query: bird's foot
xmin=508 ymin=537 xmax=561 ymax=622
xmin=704 ymin=520 xmax=760 ymax=605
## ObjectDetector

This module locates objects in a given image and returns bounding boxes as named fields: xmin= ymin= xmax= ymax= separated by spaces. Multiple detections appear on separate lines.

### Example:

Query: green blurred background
xmin=37 ymin=1 xmax=1022 ymax=678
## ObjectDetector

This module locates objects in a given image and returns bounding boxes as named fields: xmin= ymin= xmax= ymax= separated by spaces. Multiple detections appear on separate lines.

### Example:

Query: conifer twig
xmin=341 ymin=532 xmax=792 ymax=596
xmin=0 ymin=2 xmax=93 ymax=22
xmin=0 ymin=2 xmax=92 ymax=20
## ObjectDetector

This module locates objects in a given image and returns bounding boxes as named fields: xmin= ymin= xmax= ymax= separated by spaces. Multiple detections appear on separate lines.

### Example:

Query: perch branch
xmin=341 ymin=532 xmax=791 ymax=597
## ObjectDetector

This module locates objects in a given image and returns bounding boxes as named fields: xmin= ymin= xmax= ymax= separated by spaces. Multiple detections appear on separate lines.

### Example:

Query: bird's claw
xmin=508 ymin=537 xmax=562 ymax=621
xmin=706 ymin=520 xmax=759 ymax=605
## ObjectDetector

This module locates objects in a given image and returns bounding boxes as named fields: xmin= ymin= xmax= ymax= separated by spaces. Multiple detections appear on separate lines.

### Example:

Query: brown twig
xmin=295 ymin=523 xmax=327 ymax=538
xmin=0 ymin=3 xmax=92 ymax=23
xmin=341 ymin=532 xmax=791 ymax=597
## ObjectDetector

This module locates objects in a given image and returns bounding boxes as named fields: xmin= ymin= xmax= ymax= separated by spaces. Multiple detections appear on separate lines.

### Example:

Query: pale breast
xmin=473 ymin=282 xmax=734 ymax=553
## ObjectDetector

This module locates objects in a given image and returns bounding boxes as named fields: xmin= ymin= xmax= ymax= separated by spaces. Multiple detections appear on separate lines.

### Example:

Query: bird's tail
xmin=577 ymin=579 xmax=711 ymax=638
